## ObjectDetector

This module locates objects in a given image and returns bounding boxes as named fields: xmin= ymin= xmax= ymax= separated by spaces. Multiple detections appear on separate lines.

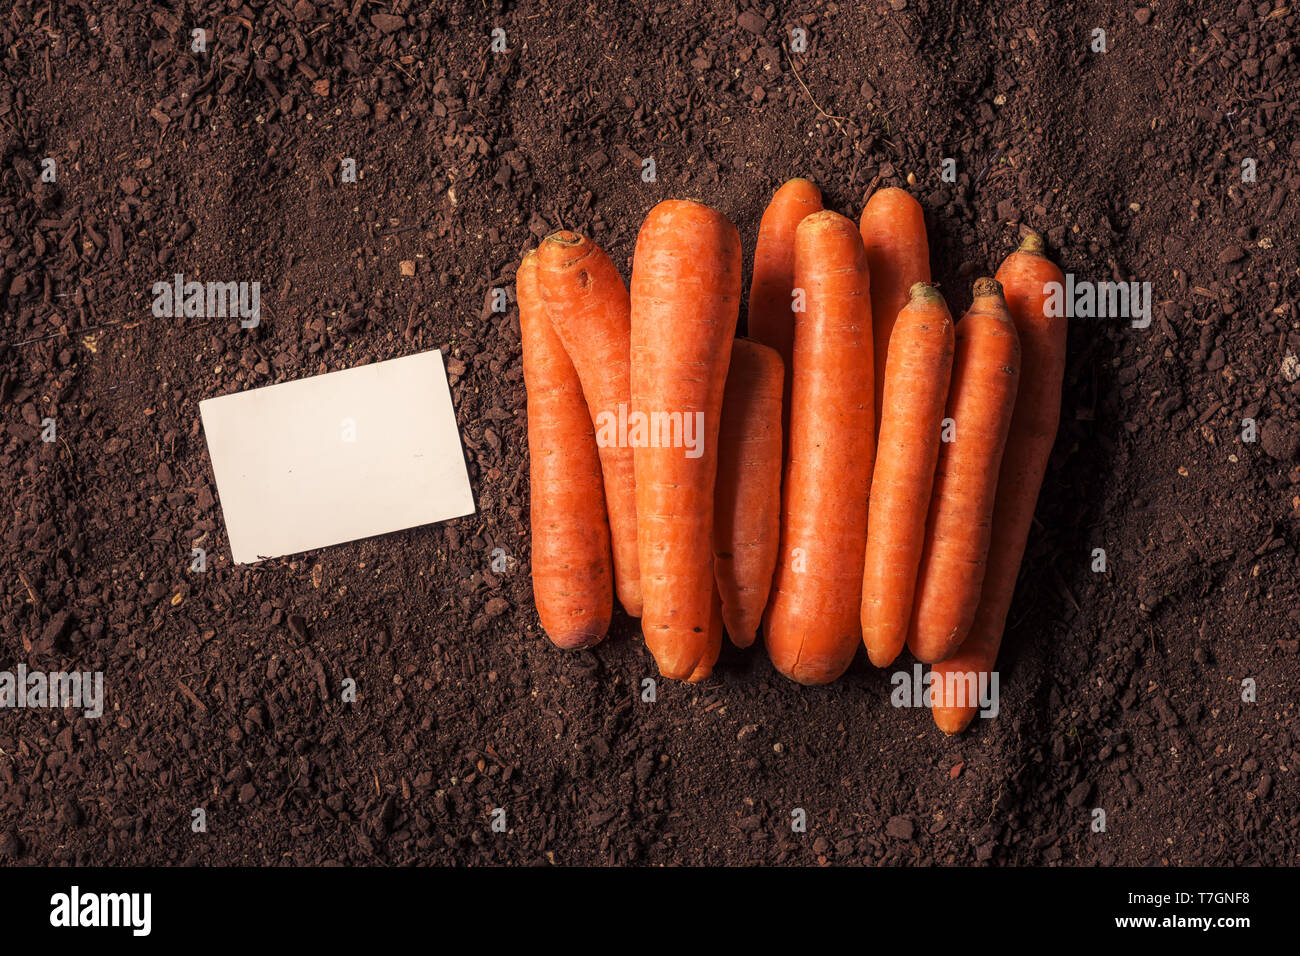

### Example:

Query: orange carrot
xmin=686 ymin=588 xmax=724 ymax=682
xmin=859 ymin=188 xmax=931 ymax=436
xmin=907 ymin=278 xmax=1020 ymax=664
xmin=518 ymin=252 xmax=613 ymax=649
xmin=630 ymin=200 xmax=742 ymax=679
xmin=860 ymin=283 xmax=955 ymax=667
xmin=714 ymin=338 xmax=783 ymax=647
xmin=764 ymin=210 xmax=874 ymax=684
xmin=536 ymin=230 xmax=642 ymax=618
xmin=932 ymin=233 xmax=1067 ymax=733
xmin=748 ymin=178 xmax=823 ymax=440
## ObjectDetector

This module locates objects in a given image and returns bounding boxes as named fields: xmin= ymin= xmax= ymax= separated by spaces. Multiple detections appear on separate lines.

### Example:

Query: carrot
xmin=860 ymin=283 xmax=955 ymax=667
xmin=859 ymin=188 xmax=931 ymax=436
xmin=630 ymin=199 xmax=742 ymax=679
xmin=907 ymin=278 xmax=1020 ymax=664
xmin=518 ymin=251 xmax=613 ymax=649
xmin=747 ymin=178 xmax=823 ymax=440
xmin=931 ymin=233 xmax=1067 ymax=733
xmin=686 ymin=588 xmax=724 ymax=683
xmin=713 ymin=338 xmax=783 ymax=647
xmin=764 ymin=210 xmax=874 ymax=684
xmin=536 ymin=230 xmax=642 ymax=618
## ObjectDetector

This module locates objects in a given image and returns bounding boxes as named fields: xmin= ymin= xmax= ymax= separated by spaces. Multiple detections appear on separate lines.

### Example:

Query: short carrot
xmin=714 ymin=338 xmax=783 ymax=647
xmin=518 ymin=252 xmax=613 ymax=649
xmin=764 ymin=210 xmax=874 ymax=684
xmin=859 ymin=188 xmax=931 ymax=436
xmin=860 ymin=283 xmax=955 ymax=667
xmin=907 ymin=278 xmax=1020 ymax=664
xmin=630 ymin=200 xmax=742 ymax=679
xmin=686 ymin=588 xmax=724 ymax=683
xmin=931 ymin=233 xmax=1067 ymax=733
xmin=536 ymin=230 xmax=642 ymax=618
xmin=748 ymin=178 xmax=823 ymax=441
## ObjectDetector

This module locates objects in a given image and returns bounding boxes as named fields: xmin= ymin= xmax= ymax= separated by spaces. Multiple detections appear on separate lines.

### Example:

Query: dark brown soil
xmin=2 ymin=1 xmax=1298 ymax=866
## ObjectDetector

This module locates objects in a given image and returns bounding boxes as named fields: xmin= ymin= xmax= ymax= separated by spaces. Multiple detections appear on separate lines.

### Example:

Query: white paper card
xmin=199 ymin=350 xmax=475 ymax=564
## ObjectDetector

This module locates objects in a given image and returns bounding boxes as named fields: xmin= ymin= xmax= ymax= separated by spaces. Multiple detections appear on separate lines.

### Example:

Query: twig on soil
xmin=1052 ymin=566 xmax=1080 ymax=613
xmin=1 ymin=318 xmax=130 ymax=351
xmin=17 ymin=570 xmax=43 ymax=608
xmin=863 ymin=174 xmax=882 ymax=205
xmin=986 ymin=785 xmax=1003 ymax=823
xmin=974 ymin=151 xmax=1002 ymax=186
xmin=783 ymin=43 xmax=847 ymax=134
xmin=177 ymin=681 xmax=208 ymax=712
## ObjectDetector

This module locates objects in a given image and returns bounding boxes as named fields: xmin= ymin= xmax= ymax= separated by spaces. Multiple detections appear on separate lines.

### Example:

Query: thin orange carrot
xmin=859 ymin=187 xmax=931 ymax=436
xmin=536 ymin=230 xmax=642 ymax=618
xmin=630 ymin=200 xmax=742 ymax=679
xmin=714 ymin=338 xmax=783 ymax=647
xmin=908 ymin=278 xmax=1020 ymax=664
xmin=764 ymin=210 xmax=874 ymax=684
xmin=931 ymin=234 xmax=1067 ymax=732
xmin=748 ymin=178 xmax=823 ymax=441
xmin=860 ymin=283 xmax=955 ymax=667
xmin=518 ymin=252 xmax=613 ymax=649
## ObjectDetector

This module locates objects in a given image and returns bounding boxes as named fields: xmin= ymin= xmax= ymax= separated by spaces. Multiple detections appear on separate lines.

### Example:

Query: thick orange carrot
xmin=859 ymin=188 xmax=931 ymax=436
xmin=536 ymin=230 xmax=642 ymax=618
xmin=748 ymin=178 xmax=823 ymax=440
xmin=908 ymin=278 xmax=1020 ymax=664
xmin=764 ymin=210 xmax=874 ymax=684
xmin=714 ymin=338 xmax=783 ymax=647
xmin=630 ymin=200 xmax=742 ymax=679
xmin=860 ymin=283 xmax=955 ymax=667
xmin=932 ymin=234 xmax=1067 ymax=733
xmin=518 ymin=252 xmax=613 ymax=649
xmin=686 ymin=588 xmax=724 ymax=683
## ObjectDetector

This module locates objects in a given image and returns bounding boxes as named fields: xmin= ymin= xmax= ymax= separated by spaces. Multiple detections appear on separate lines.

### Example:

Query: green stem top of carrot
xmin=908 ymin=281 xmax=945 ymax=304
xmin=1017 ymin=232 xmax=1046 ymax=256
xmin=545 ymin=230 xmax=585 ymax=248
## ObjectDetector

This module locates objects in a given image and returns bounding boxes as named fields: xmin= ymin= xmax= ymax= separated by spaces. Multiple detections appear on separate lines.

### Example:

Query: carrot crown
xmin=972 ymin=277 xmax=1004 ymax=299
xmin=908 ymin=282 xmax=945 ymax=305
xmin=1018 ymin=232 xmax=1046 ymax=256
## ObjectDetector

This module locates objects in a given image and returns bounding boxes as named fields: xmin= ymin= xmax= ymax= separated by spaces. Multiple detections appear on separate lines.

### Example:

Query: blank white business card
xmin=199 ymin=350 xmax=475 ymax=564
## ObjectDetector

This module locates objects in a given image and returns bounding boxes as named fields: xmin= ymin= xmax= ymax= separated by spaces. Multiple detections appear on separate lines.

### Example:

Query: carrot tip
xmin=972 ymin=277 xmax=1004 ymax=299
xmin=908 ymin=281 xmax=945 ymax=305
xmin=1017 ymin=232 xmax=1047 ymax=256
xmin=933 ymin=711 xmax=975 ymax=735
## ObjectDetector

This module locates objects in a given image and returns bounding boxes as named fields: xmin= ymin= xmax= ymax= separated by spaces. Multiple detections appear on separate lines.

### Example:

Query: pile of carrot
xmin=519 ymin=182 xmax=1065 ymax=734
